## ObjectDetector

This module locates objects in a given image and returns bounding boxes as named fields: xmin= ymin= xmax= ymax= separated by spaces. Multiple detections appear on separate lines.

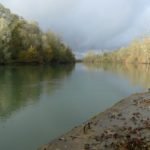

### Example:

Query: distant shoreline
xmin=0 ymin=61 xmax=76 ymax=66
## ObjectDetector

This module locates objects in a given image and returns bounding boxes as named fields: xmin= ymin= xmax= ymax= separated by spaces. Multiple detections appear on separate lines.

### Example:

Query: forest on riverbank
xmin=0 ymin=4 xmax=75 ymax=64
xmin=84 ymin=37 xmax=150 ymax=64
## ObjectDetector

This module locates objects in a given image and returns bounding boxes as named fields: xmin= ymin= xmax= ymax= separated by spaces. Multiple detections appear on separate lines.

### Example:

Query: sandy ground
xmin=38 ymin=92 xmax=150 ymax=150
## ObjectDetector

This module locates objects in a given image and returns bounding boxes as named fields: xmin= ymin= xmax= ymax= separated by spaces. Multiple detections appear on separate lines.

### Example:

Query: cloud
xmin=1 ymin=0 xmax=150 ymax=52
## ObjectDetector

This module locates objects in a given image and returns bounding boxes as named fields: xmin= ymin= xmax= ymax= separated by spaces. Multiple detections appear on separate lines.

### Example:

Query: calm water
xmin=0 ymin=63 xmax=149 ymax=150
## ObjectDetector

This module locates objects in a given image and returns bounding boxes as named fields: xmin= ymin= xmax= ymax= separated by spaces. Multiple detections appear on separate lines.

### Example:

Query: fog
xmin=1 ymin=0 xmax=150 ymax=54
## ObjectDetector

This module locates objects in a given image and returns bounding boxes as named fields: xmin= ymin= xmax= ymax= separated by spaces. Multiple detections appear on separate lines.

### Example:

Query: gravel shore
xmin=38 ymin=92 xmax=150 ymax=150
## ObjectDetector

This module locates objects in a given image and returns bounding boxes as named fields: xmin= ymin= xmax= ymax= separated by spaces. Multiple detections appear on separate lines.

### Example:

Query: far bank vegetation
xmin=84 ymin=37 xmax=150 ymax=64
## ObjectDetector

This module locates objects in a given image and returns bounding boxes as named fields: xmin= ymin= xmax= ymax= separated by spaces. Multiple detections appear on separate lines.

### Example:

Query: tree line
xmin=0 ymin=4 xmax=75 ymax=64
xmin=84 ymin=37 xmax=150 ymax=64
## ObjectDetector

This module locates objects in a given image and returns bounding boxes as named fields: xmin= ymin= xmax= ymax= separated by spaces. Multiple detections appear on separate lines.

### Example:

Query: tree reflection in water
xmin=0 ymin=64 xmax=74 ymax=119
xmin=84 ymin=63 xmax=150 ymax=89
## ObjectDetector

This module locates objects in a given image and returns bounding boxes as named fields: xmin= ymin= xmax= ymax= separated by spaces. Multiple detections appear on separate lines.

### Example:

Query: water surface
xmin=0 ymin=63 xmax=149 ymax=150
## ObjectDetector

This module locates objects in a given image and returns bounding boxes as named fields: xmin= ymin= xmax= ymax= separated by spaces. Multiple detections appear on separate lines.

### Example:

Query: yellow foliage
xmin=18 ymin=46 xmax=39 ymax=62
xmin=84 ymin=37 xmax=150 ymax=64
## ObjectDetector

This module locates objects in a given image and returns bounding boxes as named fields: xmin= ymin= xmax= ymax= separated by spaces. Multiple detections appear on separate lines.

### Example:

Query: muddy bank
xmin=38 ymin=92 xmax=150 ymax=150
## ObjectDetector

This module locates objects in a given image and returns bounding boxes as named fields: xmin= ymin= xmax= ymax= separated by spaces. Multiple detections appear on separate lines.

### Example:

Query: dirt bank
xmin=38 ymin=92 xmax=150 ymax=150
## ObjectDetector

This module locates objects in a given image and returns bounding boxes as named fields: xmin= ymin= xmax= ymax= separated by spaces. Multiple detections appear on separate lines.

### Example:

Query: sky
xmin=1 ymin=0 xmax=150 ymax=55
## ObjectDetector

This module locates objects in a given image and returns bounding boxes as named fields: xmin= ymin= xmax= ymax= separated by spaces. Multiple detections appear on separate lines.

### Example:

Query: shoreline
xmin=38 ymin=92 xmax=150 ymax=150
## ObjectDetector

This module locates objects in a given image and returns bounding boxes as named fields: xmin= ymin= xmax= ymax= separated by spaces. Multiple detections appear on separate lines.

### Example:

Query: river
xmin=0 ymin=63 xmax=149 ymax=150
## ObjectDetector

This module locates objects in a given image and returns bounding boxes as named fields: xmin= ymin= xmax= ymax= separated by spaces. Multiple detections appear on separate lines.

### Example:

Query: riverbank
xmin=38 ymin=92 xmax=150 ymax=150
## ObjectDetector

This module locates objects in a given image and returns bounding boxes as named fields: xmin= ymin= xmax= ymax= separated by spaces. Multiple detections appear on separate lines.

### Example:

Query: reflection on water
xmin=0 ymin=65 xmax=74 ymax=119
xmin=84 ymin=63 xmax=150 ymax=89
xmin=0 ymin=63 xmax=148 ymax=150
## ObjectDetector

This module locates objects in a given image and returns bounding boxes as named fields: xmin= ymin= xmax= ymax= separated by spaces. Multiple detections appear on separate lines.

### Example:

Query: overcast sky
xmin=1 ymin=0 xmax=150 ymax=54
